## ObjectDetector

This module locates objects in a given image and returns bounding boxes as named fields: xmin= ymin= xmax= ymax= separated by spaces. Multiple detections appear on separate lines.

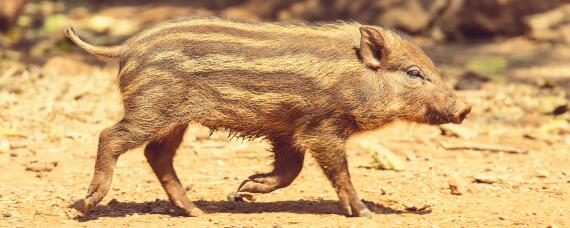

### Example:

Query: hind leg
xmin=237 ymin=135 xmax=305 ymax=193
xmin=83 ymin=118 xmax=158 ymax=214
xmin=144 ymin=124 xmax=203 ymax=216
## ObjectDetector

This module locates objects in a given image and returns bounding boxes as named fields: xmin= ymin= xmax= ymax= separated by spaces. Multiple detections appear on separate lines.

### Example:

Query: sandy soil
xmin=1 ymin=43 xmax=570 ymax=228
xmin=1 ymin=7 xmax=570 ymax=224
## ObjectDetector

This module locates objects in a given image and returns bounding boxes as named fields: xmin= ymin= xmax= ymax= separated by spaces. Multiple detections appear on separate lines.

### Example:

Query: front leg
xmin=295 ymin=121 xmax=372 ymax=217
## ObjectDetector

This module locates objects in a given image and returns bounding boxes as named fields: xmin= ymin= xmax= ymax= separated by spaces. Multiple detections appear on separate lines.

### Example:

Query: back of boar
xmin=117 ymin=17 xmax=383 ymax=137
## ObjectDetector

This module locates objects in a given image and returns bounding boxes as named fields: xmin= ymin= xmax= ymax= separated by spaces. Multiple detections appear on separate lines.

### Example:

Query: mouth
xmin=424 ymin=107 xmax=454 ymax=125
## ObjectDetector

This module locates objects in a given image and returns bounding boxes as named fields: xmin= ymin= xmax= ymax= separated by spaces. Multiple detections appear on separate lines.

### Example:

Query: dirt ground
xmin=1 ymin=37 xmax=570 ymax=227
xmin=1 ymin=2 xmax=570 ymax=227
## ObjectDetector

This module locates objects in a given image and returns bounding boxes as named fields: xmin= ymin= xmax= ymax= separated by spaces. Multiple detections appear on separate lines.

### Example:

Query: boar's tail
xmin=64 ymin=26 xmax=122 ymax=59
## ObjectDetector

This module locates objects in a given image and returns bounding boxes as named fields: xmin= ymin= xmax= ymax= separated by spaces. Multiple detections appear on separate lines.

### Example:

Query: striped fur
xmin=110 ymin=17 xmax=421 ymax=131
xmin=66 ymin=16 xmax=471 ymax=217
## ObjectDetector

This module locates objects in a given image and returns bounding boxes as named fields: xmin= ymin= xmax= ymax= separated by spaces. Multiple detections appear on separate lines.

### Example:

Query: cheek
xmin=400 ymin=82 xmax=435 ymax=109
xmin=383 ymin=74 xmax=412 ymax=93
xmin=400 ymin=79 xmax=426 ymax=97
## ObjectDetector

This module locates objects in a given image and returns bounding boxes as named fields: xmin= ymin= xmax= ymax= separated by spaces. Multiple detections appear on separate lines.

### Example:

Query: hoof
xmin=183 ymin=207 xmax=204 ymax=217
xmin=81 ymin=199 xmax=94 ymax=215
xmin=355 ymin=208 xmax=373 ymax=217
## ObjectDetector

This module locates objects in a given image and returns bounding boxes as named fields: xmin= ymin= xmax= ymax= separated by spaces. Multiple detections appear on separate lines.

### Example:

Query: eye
xmin=406 ymin=69 xmax=423 ymax=79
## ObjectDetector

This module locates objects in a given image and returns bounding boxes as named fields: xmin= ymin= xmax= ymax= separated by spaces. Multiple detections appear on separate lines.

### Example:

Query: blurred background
xmin=2 ymin=0 xmax=570 ymax=62
xmin=1 ymin=1 xmax=569 ymax=227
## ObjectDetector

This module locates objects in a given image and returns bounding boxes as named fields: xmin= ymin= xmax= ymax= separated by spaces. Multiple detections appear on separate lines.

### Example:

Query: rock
xmin=227 ymin=192 xmax=256 ymax=202
xmin=440 ymin=124 xmax=479 ymax=139
xmin=185 ymin=184 xmax=193 ymax=192
xmin=3 ymin=212 xmax=12 ymax=217
xmin=499 ymin=215 xmax=507 ymax=220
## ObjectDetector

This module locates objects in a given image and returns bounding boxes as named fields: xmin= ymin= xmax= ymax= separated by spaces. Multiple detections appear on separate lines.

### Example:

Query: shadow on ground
xmin=72 ymin=199 xmax=431 ymax=221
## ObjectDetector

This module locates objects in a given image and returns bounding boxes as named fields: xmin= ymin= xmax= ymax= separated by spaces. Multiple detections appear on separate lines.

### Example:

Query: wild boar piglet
xmin=65 ymin=16 xmax=471 ymax=217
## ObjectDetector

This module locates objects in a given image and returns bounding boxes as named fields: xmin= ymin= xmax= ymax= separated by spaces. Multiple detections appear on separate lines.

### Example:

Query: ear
xmin=359 ymin=26 xmax=387 ymax=70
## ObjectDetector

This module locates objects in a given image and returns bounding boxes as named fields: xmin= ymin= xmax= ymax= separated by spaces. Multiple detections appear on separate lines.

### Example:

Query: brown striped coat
xmin=65 ymin=16 xmax=471 ymax=217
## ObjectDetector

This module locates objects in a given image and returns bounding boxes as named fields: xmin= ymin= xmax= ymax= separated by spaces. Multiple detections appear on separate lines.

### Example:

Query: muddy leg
xmin=83 ymin=118 xmax=156 ymax=214
xmin=237 ymin=135 xmax=305 ymax=193
xmin=297 ymin=124 xmax=371 ymax=217
xmin=144 ymin=124 xmax=203 ymax=216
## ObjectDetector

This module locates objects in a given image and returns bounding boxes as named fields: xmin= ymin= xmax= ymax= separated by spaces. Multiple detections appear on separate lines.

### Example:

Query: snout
xmin=452 ymin=102 xmax=472 ymax=124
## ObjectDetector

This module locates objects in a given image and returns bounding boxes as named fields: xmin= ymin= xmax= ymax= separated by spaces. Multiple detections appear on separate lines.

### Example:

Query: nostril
xmin=458 ymin=106 xmax=471 ymax=121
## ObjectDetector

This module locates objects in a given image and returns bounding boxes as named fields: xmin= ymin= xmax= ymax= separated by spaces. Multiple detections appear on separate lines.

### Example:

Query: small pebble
xmin=3 ymin=212 xmax=12 ymax=217
xmin=227 ymin=192 xmax=244 ymax=202
xmin=185 ymin=184 xmax=193 ymax=191
xmin=499 ymin=215 xmax=507 ymax=220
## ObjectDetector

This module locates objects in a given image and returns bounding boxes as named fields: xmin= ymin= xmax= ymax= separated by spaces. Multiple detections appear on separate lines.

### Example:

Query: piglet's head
xmin=358 ymin=26 xmax=471 ymax=125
